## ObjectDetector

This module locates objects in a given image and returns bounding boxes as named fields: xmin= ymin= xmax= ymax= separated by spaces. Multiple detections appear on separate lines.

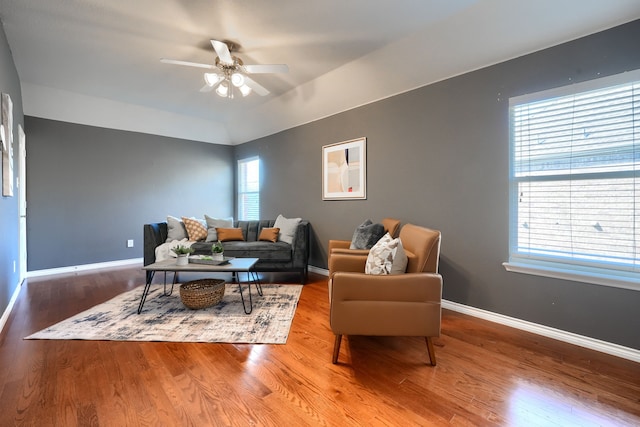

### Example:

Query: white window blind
xmin=507 ymin=70 xmax=640 ymax=287
xmin=238 ymin=157 xmax=260 ymax=221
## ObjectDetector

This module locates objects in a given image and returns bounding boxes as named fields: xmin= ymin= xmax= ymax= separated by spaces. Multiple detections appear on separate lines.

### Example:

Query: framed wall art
xmin=322 ymin=137 xmax=366 ymax=200
xmin=2 ymin=93 xmax=14 ymax=197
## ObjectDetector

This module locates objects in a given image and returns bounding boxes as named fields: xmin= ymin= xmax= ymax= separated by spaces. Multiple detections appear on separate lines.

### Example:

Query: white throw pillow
xmin=365 ymin=233 xmax=408 ymax=275
xmin=204 ymin=215 xmax=234 ymax=242
xmin=273 ymin=214 xmax=302 ymax=244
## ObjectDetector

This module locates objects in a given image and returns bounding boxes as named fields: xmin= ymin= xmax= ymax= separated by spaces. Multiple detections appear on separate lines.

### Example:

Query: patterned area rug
xmin=26 ymin=283 xmax=303 ymax=344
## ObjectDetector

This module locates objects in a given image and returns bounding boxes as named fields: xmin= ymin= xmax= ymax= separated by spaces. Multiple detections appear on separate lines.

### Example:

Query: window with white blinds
xmin=238 ymin=157 xmax=260 ymax=221
xmin=507 ymin=70 xmax=640 ymax=289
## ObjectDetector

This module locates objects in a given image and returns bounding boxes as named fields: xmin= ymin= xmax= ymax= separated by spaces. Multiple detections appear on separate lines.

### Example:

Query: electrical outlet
xmin=127 ymin=239 xmax=134 ymax=248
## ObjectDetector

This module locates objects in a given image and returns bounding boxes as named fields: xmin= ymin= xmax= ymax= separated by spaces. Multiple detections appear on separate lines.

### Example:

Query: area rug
xmin=25 ymin=283 xmax=303 ymax=344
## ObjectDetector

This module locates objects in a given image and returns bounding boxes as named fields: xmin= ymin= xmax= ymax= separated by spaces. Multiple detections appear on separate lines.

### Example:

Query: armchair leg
xmin=332 ymin=334 xmax=342 ymax=364
xmin=425 ymin=337 xmax=437 ymax=366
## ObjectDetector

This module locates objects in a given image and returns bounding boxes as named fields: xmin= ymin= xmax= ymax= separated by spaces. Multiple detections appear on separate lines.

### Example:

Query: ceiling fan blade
xmin=211 ymin=39 xmax=233 ymax=64
xmin=244 ymin=64 xmax=289 ymax=74
xmin=199 ymin=84 xmax=215 ymax=93
xmin=161 ymin=58 xmax=214 ymax=69
xmin=244 ymin=76 xmax=270 ymax=96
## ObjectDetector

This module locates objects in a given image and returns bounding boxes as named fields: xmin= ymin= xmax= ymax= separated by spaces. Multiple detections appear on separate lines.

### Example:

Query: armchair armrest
xmin=328 ymin=239 xmax=371 ymax=277
xmin=329 ymin=239 xmax=351 ymax=253
xmin=329 ymin=239 xmax=370 ymax=256
xmin=329 ymin=253 xmax=368 ymax=277
xmin=331 ymin=248 xmax=370 ymax=256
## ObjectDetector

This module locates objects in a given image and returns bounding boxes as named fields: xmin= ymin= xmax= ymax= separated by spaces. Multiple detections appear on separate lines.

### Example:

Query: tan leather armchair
xmin=328 ymin=218 xmax=401 ymax=275
xmin=328 ymin=223 xmax=442 ymax=365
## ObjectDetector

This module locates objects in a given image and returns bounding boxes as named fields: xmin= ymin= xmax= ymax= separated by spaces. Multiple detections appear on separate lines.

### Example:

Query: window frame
xmin=237 ymin=156 xmax=260 ymax=221
xmin=504 ymin=69 xmax=640 ymax=291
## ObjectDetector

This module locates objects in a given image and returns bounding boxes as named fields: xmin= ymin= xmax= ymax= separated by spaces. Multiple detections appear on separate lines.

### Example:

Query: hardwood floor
xmin=1 ymin=267 xmax=639 ymax=426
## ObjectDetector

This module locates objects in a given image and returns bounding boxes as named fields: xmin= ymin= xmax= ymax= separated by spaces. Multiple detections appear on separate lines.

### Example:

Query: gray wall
xmin=0 ymin=23 xmax=23 ymax=318
xmin=25 ymin=117 xmax=234 ymax=270
xmin=235 ymin=20 xmax=640 ymax=350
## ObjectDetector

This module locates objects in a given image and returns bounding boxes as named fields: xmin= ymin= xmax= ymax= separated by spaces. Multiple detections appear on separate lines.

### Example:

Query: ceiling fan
xmin=161 ymin=39 xmax=289 ymax=99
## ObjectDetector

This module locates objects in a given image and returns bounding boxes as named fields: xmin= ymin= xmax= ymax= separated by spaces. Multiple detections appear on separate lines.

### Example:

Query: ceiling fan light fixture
xmin=239 ymin=84 xmax=252 ymax=97
xmin=204 ymin=72 xmax=220 ymax=87
xmin=216 ymin=81 xmax=229 ymax=97
xmin=231 ymin=72 xmax=245 ymax=87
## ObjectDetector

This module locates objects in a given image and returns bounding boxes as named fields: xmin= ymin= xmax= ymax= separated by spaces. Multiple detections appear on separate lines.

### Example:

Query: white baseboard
xmin=310 ymin=265 xmax=639 ymax=363
xmin=309 ymin=265 xmax=328 ymax=276
xmin=27 ymin=258 xmax=143 ymax=278
xmin=441 ymin=300 xmax=640 ymax=363
xmin=0 ymin=278 xmax=23 ymax=334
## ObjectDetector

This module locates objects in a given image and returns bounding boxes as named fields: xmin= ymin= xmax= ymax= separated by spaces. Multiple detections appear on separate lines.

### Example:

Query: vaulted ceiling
xmin=1 ymin=0 xmax=639 ymax=145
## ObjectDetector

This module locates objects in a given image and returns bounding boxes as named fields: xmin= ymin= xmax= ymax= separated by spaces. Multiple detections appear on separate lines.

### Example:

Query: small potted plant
xmin=211 ymin=241 xmax=224 ymax=261
xmin=172 ymin=245 xmax=194 ymax=265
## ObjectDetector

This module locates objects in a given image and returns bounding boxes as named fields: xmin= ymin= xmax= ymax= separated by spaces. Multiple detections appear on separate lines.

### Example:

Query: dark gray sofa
xmin=144 ymin=219 xmax=310 ymax=283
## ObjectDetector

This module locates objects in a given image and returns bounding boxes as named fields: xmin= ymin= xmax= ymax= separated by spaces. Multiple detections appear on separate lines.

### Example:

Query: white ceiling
xmin=1 ymin=0 xmax=639 ymax=145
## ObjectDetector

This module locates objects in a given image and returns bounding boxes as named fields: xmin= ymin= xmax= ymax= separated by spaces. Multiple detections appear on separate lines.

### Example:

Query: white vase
xmin=176 ymin=255 xmax=189 ymax=266
xmin=211 ymin=253 xmax=224 ymax=261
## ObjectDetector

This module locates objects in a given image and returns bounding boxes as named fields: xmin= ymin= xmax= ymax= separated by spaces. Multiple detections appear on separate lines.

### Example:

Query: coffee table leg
xmin=250 ymin=270 xmax=263 ymax=296
xmin=237 ymin=280 xmax=253 ymax=314
xmin=163 ymin=271 xmax=176 ymax=296
xmin=238 ymin=271 xmax=265 ymax=314
xmin=138 ymin=271 xmax=155 ymax=314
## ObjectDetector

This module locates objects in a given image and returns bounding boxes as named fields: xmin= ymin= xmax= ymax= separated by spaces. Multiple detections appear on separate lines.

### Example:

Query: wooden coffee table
xmin=140 ymin=257 xmax=261 ymax=314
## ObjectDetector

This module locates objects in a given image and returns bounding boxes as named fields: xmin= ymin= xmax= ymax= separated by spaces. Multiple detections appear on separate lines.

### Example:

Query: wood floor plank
xmin=1 ymin=266 xmax=639 ymax=426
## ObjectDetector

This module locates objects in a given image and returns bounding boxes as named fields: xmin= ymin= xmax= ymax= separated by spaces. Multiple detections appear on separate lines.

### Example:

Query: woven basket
xmin=179 ymin=279 xmax=225 ymax=310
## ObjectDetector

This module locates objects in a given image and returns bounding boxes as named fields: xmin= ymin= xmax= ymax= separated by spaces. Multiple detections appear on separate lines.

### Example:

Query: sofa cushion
xmin=182 ymin=217 xmax=208 ymax=241
xmin=217 ymin=227 xmax=245 ymax=242
xmin=204 ymin=215 xmax=234 ymax=242
xmin=223 ymin=241 xmax=292 ymax=261
xmin=350 ymin=219 xmax=385 ymax=249
xmin=274 ymin=214 xmax=301 ymax=244
xmin=258 ymin=227 xmax=280 ymax=242
xmin=365 ymin=233 xmax=408 ymax=275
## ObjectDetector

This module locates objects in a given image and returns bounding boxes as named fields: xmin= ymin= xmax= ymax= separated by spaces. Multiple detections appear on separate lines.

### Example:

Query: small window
xmin=237 ymin=157 xmax=260 ymax=221
xmin=505 ymin=70 xmax=640 ymax=290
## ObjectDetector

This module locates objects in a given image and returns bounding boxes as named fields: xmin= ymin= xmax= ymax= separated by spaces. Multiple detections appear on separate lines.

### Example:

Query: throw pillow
xmin=166 ymin=215 xmax=188 ymax=242
xmin=216 ymin=227 xmax=245 ymax=242
xmin=182 ymin=217 xmax=208 ymax=241
xmin=274 ymin=214 xmax=302 ymax=244
xmin=365 ymin=233 xmax=408 ymax=275
xmin=350 ymin=219 xmax=385 ymax=249
xmin=258 ymin=227 xmax=280 ymax=243
xmin=204 ymin=215 xmax=234 ymax=242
